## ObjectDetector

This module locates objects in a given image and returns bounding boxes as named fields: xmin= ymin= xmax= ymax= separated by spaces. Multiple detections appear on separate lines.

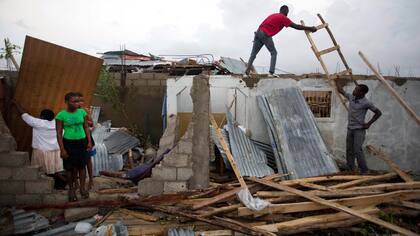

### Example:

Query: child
xmin=56 ymin=92 xmax=92 ymax=201
xmin=75 ymin=92 xmax=95 ymax=190
xmin=12 ymin=100 xmax=64 ymax=184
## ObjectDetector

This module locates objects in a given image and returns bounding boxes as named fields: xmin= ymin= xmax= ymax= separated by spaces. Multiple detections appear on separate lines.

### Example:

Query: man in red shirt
xmin=245 ymin=5 xmax=318 ymax=76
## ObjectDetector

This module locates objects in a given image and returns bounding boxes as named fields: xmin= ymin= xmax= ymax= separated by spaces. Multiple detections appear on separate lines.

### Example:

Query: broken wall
xmin=92 ymin=73 xmax=167 ymax=144
xmin=166 ymin=75 xmax=420 ymax=174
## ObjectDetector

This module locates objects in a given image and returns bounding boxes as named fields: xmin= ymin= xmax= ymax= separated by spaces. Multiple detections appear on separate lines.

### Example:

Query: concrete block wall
xmin=0 ymin=112 xmax=55 ymax=206
xmin=138 ymin=116 xmax=193 ymax=195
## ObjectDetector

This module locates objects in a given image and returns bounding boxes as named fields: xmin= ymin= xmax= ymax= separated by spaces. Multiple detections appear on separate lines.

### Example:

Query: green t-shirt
xmin=56 ymin=109 xmax=87 ymax=140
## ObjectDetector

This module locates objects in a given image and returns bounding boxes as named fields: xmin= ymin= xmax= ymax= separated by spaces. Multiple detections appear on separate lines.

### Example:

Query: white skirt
xmin=31 ymin=149 xmax=64 ymax=174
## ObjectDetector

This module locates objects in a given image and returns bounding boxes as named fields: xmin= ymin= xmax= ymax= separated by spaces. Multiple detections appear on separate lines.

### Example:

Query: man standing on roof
xmin=245 ymin=5 xmax=318 ymax=76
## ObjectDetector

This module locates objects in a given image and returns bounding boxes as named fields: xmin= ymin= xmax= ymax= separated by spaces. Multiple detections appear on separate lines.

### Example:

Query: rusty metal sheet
xmin=9 ymin=36 xmax=103 ymax=151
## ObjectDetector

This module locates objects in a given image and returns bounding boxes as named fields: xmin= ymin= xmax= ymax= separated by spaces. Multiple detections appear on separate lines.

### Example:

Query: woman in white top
xmin=12 ymin=101 xmax=63 ymax=174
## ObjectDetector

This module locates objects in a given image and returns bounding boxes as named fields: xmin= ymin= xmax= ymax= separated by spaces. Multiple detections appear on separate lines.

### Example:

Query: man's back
xmin=258 ymin=13 xmax=292 ymax=37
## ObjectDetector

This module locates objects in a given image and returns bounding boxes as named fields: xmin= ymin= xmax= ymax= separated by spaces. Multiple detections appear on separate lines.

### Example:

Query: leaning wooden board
xmin=9 ymin=36 xmax=103 ymax=151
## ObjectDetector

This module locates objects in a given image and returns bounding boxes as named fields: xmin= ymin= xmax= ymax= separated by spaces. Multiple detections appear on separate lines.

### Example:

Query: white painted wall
xmin=166 ymin=75 xmax=420 ymax=174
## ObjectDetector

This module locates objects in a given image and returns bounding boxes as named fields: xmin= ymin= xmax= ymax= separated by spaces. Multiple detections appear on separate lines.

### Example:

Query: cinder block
xmin=163 ymin=154 xmax=191 ymax=167
xmin=152 ymin=166 xmax=176 ymax=181
xmin=177 ymin=140 xmax=192 ymax=154
xmin=42 ymin=192 xmax=68 ymax=205
xmin=65 ymin=207 xmax=98 ymax=222
xmin=177 ymin=167 xmax=193 ymax=181
xmin=0 ymin=152 xmax=29 ymax=167
xmin=13 ymin=166 xmax=41 ymax=180
xmin=0 ymin=167 xmax=12 ymax=180
xmin=0 ymin=180 xmax=24 ymax=194
xmin=147 ymin=79 xmax=161 ymax=87
xmin=25 ymin=178 xmax=54 ymax=194
xmin=0 ymin=194 xmax=15 ymax=206
xmin=138 ymin=178 xmax=164 ymax=196
xmin=16 ymin=194 xmax=42 ymax=205
xmin=159 ymin=135 xmax=175 ymax=149
xmin=164 ymin=181 xmax=187 ymax=193
xmin=0 ymin=135 xmax=16 ymax=153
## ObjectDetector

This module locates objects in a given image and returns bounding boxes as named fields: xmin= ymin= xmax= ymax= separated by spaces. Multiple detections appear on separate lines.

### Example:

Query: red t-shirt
xmin=258 ymin=13 xmax=293 ymax=37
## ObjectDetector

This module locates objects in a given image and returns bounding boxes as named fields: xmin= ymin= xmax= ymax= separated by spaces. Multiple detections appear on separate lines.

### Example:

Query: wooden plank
xmin=257 ymin=188 xmax=383 ymax=198
xmin=359 ymin=51 xmax=420 ymax=125
xmin=191 ymin=186 xmax=242 ymax=210
xmin=318 ymin=45 xmax=340 ymax=56
xmin=199 ymin=204 xmax=242 ymax=218
xmin=329 ymin=172 xmax=397 ymax=189
xmin=315 ymin=23 xmax=328 ymax=30
xmin=278 ymin=175 xmax=368 ymax=186
xmin=250 ymin=177 xmax=419 ymax=236
xmin=195 ymin=230 xmax=233 ymax=236
xmin=119 ymin=208 xmax=159 ymax=222
xmin=255 ymin=206 xmax=379 ymax=233
xmin=397 ymin=201 xmax=420 ymax=211
xmin=299 ymin=181 xmax=331 ymax=191
xmin=238 ymin=190 xmax=420 ymax=216
xmin=349 ymin=181 xmax=420 ymax=191
xmin=210 ymin=114 xmax=247 ymax=188
xmin=366 ymin=145 xmax=414 ymax=182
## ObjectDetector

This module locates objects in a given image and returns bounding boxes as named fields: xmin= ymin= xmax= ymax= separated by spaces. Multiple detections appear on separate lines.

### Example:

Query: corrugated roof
xmin=220 ymin=57 xmax=247 ymax=74
xmin=103 ymin=130 xmax=140 ymax=154
xmin=222 ymin=111 xmax=274 ymax=177
xmin=257 ymin=86 xmax=338 ymax=179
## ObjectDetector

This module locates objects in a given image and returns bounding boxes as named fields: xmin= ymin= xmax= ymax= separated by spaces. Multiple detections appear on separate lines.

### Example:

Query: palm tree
xmin=0 ymin=38 xmax=21 ymax=71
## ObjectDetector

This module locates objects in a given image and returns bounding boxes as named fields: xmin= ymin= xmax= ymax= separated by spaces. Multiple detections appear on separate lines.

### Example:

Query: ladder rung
xmin=315 ymin=23 xmax=328 ymax=30
xmin=318 ymin=45 xmax=340 ymax=56
xmin=331 ymin=69 xmax=352 ymax=79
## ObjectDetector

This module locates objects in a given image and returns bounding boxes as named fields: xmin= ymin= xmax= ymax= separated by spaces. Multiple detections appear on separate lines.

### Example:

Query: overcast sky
xmin=1 ymin=0 xmax=419 ymax=76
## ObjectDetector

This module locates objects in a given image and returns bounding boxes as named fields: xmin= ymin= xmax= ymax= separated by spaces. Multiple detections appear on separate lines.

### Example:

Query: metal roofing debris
xmin=220 ymin=57 xmax=247 ymax=74
xmin=89 ymin=106 xmax=101 ymax=126
xmin=251 ymin=139 xmax=278 ymax=172
xmin=34 ymin=217 xmax=96 ymax=236
xmin=257 ymin=86 xmax=338 ymax=179
xmin=103 ymin=129 xmax=140 ymax=155
xmin=11 ymin=209 xmax=49 ymax=234
xmin=225 ymin=111 xmax=274 ymax=177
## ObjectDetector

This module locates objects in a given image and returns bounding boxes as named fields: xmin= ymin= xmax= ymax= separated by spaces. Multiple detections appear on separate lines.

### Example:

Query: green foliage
xmin=0 ymin=38 xmax=21 ymax=59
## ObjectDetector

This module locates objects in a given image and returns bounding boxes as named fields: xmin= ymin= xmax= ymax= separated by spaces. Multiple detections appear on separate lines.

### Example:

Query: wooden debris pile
xmin=95 ymin=170 xmax=420 ymax=236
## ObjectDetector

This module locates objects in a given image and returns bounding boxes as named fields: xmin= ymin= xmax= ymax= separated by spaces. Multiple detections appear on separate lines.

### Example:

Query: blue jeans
xmin=246 ymin=30 xmax=277 ymax=74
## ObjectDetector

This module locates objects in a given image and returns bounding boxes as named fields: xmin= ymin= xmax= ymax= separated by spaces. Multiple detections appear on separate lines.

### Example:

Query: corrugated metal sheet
xmin=251 ymin=139 xmax=278 ymax=172
xmin=168 ymin=228 xmax=194 ymax=236
xmin=257 ymin=87 xmax=338 ymax=179
xmin=220 ymin=57 xmax=247 ymax=74
xmin=12 ymin=209 xmax=49 ymax=234
xmin=89 ymin=106 xmax=101 ymax=126
xmin=91 ymin=123 xmax=124 ymax=176
xmin=103 ymin=130 xmax=140 ymax=154
xmin=225 ymin=111 xmax=274 ymax=177
xmin=9 ymin=36 xmax=103 ymax=151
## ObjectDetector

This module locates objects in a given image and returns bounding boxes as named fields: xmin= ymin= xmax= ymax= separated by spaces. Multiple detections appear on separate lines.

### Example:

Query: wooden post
xmin=359 ymin=51 xmax=420 ymax=125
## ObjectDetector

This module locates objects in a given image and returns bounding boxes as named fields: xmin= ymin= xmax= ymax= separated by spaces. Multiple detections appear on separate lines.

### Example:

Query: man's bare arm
xmin=290 ymin=23 xmax=317 ymax=32
xmin=335 ymin=80 xmax=346 ymax=96
xmin=364 ymin=109 xmax=382 ymax=129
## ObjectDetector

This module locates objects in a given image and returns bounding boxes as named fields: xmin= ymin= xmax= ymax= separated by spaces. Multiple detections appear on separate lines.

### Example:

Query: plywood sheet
xmin=9 ymin=36 xmax=103 ymax=151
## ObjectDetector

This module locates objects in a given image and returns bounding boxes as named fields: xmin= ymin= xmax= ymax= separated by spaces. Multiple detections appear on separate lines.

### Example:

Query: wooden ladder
xmin=301 ymin=14 xmax=358 ymax=110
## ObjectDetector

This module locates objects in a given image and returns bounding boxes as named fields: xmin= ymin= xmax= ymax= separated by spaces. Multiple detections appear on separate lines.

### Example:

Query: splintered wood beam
xmin=238 ymin=190 xmax=420 ymax=216
xmin=330 ymin=69 xmax=352 ymax=79
xmin=277 ymin=175 xmax=368 ymax=186
xmin=257 ymin=188 xmax=383 ymax=198
xmin=329 ymin=172 xmax=397 ymax=189
xmin=250 ymin=177 xmax=419 ymax=236
xmin=255 ymin=206 xmax=379 ymax=232
xmin=359 ymin=51 xmax=420 ymax=125
xmin=366 ymin=145 xmax=414 ymax=182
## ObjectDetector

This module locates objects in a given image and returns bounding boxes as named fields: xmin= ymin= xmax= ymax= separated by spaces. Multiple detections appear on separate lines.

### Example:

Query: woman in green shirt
xmin=56 ymin=92 xmax=92 ymax=202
